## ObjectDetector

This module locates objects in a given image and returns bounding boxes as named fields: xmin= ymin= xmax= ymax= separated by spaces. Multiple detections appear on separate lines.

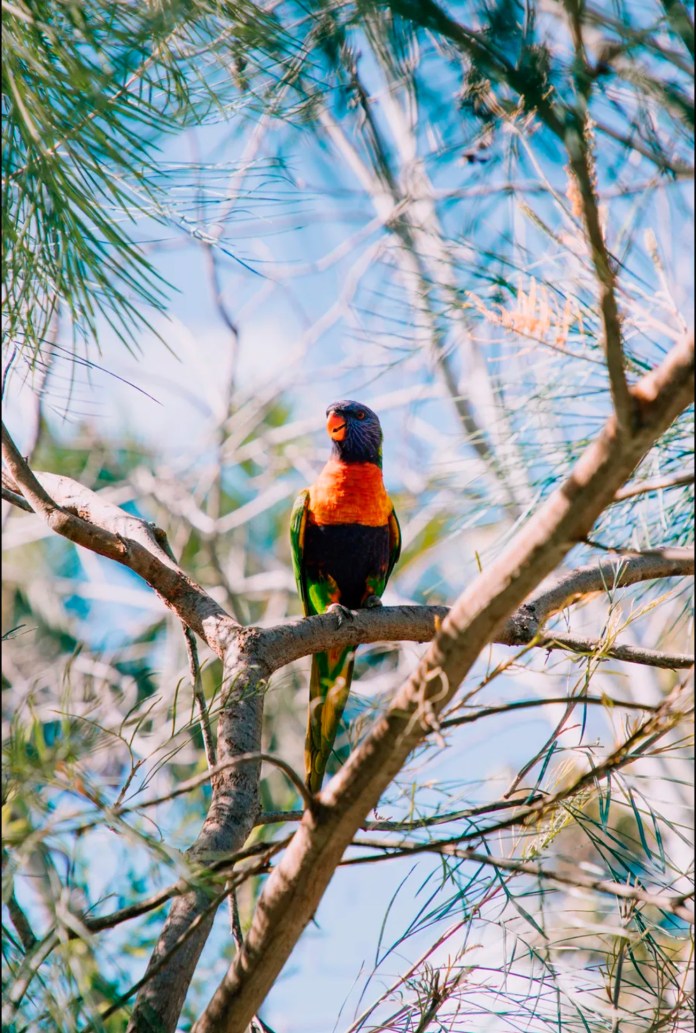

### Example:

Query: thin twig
xmin=344 ymin=841 xmax=695 ymax=923
xmin=82 ymin=839 xmax=288 ymax=935
xmin=537 ymin=632 xmax=693 ymax=669
xmin=612 ymin=470 xmax=694 ymax=502
xmin=1 ymin=484 xmax=33 ymax=513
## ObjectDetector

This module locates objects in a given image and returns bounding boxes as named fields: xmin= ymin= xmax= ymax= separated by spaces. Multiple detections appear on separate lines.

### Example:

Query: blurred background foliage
xmin=2 ymin=0 xmax=694 ymax=1030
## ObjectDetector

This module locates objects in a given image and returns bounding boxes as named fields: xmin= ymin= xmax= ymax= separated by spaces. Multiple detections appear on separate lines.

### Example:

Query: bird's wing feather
xmin=289 ymin=489 xmax=312 ymax=615
xmin=386 ymin=505 xmax=401 ymax=583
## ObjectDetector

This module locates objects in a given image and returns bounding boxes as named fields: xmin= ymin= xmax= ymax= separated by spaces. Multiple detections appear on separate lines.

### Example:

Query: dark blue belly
xmin=303 ymin=522 xmax=390 ymax=609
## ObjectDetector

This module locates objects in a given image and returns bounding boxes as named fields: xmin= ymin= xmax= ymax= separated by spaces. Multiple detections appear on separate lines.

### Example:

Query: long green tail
xmin=305 ymin=646 xmax=355 ymax=792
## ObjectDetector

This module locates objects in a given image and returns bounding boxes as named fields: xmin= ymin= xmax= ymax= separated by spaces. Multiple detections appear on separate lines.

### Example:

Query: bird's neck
xmin=331 ymin=440 xmax=382 ymax=466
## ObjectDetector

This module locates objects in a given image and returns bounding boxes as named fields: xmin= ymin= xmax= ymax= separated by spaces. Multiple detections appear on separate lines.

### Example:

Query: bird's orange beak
xmin=327 ymin=411 xmax=347 ymax=441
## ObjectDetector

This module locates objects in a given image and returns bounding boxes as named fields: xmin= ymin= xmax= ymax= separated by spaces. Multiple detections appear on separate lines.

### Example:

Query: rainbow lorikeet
xmin=290 ymin=400 xmax=401 ymax=792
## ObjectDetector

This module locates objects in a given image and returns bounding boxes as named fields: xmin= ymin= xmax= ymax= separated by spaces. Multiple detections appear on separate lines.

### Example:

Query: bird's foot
xmin=327 ymin=603 xmax=355 ymax=627
xmin=364 ymin=594 xmax=383 ymax=609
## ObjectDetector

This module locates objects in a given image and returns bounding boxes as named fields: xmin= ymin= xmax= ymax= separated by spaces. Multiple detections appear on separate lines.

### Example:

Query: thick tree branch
xmin=257 ymin=549 xmax=693 ymax=671
xmin=126 ymin=647 xmax=266 ymax=1033
xmin=192 ymin=332 xmax=693 ymax=1033
xmin=2 ymin=423 xmax=235 ymax=655
xmin=4 ymin=453 xmax=691 ymax=670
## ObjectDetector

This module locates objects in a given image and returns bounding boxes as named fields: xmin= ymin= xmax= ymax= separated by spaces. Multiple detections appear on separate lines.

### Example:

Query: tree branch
xmin=83 ymin=839 xmax=286 ymax=937
xmin=564 ymin=121 xmax=633 ymax=426
xmin=612 ymin=470 xmax=694 ymax=501
xmin=5 ymin=451 xmax=691 ymax=670
xmin=2 ymin=482 xmax=34 ymax=513
xmin=2 ymin=422 xmax=235 ymax=655
xmin=255 ymin=549 xmax=694 ymax=672
xmin=191 ymin=332 xmax=693 ymax=1033
xmin=5 ymin=888 xmax=38 ymax=953
xmin=537 ymin=632 xmax=693 ymax=669
xmin=126 ymin=647 xmax=266 ymax=1033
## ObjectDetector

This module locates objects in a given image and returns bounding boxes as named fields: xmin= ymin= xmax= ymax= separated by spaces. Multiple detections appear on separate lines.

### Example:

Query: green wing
xmin=290 ymin=489 xmax=312 ymax=616
xmin=386 ymin=505 xmax=401 ymax=584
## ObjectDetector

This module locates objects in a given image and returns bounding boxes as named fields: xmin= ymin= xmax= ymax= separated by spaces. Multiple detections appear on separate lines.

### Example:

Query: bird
xmin=290 ymin=400 xmax=401 ymax=793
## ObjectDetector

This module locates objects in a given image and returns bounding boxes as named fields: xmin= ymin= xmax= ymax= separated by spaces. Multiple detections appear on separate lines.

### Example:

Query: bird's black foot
xmin=364 ymin=594 xmax=383 ymax=609
xmin=327 ymin=603 xmax=355 ymax=626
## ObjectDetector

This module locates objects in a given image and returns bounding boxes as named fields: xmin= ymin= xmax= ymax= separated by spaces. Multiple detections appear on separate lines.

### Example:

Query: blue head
xmin=326 ymin=400 xmax=383 ymax=465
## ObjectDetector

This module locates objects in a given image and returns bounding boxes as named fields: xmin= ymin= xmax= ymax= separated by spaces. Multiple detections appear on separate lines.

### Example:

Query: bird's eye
xmin=356 ymin=410 xmax=366 ymax=420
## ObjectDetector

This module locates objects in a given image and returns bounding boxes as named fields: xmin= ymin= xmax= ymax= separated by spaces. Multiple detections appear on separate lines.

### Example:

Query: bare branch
xmin=5 ymin=440 xmax=690 ymax=670
xmin=5 ymin=887 xmax=38 ymax=953
xmin=126 ymin=647 xmax=265 ymax=1032
xmin=2 ymin=423 xmax=235 ymax=654
xmin=612 ymin=470 xmax=694 ymax=501
xmin=525 ymin=547 xmax=693 ymax=617
xmin=258 ymin=549 xmax=694 ymax=671
xmin=537 ymin=632 xmax=693 ymax=669
xmin=564 ymin=122 xmax=633 ymax=426
xmin=1 ymin=484 xmax=33 ymax=513
xmin=440 ymin=692 xmax=660 ymax=732
xmin=82 ymin=839 xmax=286 ymax=936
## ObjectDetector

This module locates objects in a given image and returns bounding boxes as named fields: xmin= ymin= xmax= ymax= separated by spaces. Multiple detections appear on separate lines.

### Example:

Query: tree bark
xmin=126 ymin=637 xmax=266 ymax=1033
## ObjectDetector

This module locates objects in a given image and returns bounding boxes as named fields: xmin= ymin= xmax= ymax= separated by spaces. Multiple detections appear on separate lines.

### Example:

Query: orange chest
xmin=308 ymin=460 xmax=392 ymax=527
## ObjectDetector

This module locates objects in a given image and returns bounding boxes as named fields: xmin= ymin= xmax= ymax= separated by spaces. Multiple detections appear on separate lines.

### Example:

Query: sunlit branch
xmin=565 ymin=136 xmax=633 ymax=425
xmin=4 ymin=450 xmax=691 ymax=672
xmin=537 ymin=632 xmax=693 ymax=669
